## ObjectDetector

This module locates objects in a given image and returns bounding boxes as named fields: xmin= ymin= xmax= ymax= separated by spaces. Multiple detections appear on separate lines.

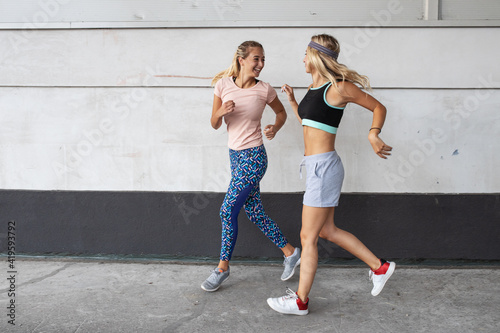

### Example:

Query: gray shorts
xmin=301 ymin=151 xmax=344 ymax=207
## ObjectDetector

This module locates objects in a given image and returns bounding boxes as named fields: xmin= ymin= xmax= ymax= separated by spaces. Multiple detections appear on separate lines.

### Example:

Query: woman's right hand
xmin=281 ymin=84 xmax=302 ymax=123
xmin=218 ymin=100 xmax=235 ymax=117
xmin=281 ymin=84 xmax=296 ymax=104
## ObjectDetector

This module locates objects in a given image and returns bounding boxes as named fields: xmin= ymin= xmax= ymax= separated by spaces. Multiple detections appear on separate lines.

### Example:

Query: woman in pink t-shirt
xmin=201 ymin=41 xmax=300 ymax=292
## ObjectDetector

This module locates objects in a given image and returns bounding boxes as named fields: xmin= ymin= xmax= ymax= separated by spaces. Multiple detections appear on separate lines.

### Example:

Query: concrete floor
xmin=1 ymin=258 xmax=499 ymax=332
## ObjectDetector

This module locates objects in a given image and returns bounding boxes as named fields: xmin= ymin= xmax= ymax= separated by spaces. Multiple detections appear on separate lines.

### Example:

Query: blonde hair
xmin=212 ymin=41 xmax=263 ymax=86
xmin=308 ymin=34 xmax=371 ymax=91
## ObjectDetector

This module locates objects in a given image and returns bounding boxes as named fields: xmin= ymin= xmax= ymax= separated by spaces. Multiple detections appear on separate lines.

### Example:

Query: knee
xmin=300 ymin=230 xmax=319 ymax=248
xmin=318 ymin=229 xmax=328 ymax=240
xmin=318 ymin=229 xmax=333 ymax=241
xmin=319 ymin=224 xmax=339 ymax=241
xmin=321 ymin=226 xmax=346 ymax=245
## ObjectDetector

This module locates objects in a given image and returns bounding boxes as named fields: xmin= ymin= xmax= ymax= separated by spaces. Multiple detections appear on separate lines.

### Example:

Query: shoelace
xmin=210 ymin=268 xmax=224 ymax=277
xmin=283 ymin=287 xmax=298 ymax=300
xmin=207 ymin=269 xmax=225 ymax=283
xmin=369 ymin=270 xmax=374 ymax=281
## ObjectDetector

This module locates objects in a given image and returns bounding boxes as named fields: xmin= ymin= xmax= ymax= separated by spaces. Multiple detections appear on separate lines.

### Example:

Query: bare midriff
xmin=303 ymin=126 xmax=336 ymax=156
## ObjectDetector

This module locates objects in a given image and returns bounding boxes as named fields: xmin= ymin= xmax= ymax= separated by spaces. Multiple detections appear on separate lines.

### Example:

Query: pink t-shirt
xmin=214 ymin=77 xmax=277 ymax=150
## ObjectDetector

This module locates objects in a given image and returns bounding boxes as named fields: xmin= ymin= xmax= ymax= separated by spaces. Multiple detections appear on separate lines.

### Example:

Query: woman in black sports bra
xmin=267 ymin=34 xmax=395 ymax=315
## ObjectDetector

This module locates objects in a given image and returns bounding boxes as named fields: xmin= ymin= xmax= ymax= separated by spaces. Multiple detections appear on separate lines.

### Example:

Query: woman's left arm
xmin=264 ymin=96 xmax=287 ymax=140
xmin=341 ymin=82 xmax=392 ymax=159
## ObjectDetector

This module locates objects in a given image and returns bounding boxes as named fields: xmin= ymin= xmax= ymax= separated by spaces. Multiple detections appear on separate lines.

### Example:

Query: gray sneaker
xmin=201 ymin=267 xmax=230 ymax=292
xmin=281 ymin=248 xmax=301 ymax=281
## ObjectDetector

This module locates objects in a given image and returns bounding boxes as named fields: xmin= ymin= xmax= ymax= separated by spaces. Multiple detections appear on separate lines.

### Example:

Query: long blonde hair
xmin=211 ymin=41 xmax=263 ymax=86
xmin=308 ymin=34 xmax=371 ymax=91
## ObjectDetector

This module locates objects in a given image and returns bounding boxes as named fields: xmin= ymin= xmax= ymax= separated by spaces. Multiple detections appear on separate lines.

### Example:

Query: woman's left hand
xmin=368 ymin=133 xmax=392 ymax=159
xmin=264 ymin=125 xmax=277 ymax=140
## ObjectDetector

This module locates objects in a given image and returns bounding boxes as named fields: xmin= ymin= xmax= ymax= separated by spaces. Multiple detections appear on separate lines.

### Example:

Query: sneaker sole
xmin=267 ymin=298 xmax=309 ymax=316
xmin=281 ymin=258 xmax=301 ymax=281
xmin=201 ymin=275 xmax=229 ymax=292
xmin=371 ymin=262 xmax=396 ymax=296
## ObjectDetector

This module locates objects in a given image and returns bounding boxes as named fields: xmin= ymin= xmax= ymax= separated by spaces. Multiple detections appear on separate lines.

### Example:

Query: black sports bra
xmin=297 ymin=82 xmax=345 ymax=134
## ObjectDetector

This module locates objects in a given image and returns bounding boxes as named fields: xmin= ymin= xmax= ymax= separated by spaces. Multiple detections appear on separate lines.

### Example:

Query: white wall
xmin=2 ymin=0 xmax=500 ymax=28
xmin=0 ymin=0 xmax=425 ymax=27
xmin=1 ymin=3 xmax=499 ymax=194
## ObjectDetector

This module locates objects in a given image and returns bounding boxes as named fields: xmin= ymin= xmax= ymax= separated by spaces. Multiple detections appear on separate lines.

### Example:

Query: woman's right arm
xmin=211 ymin=95 xmax=234 ymax=130
xmin=281 ymin=84 xmax=301 ymax=123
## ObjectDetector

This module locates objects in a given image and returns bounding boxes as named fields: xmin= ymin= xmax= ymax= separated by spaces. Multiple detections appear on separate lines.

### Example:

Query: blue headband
xmin=308 ymin=41 xmax=338 ymax=60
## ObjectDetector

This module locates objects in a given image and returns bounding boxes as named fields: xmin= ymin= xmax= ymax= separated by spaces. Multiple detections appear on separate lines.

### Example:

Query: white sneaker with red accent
xmin=370 ymin=260 xmax=396 ymax=296
xmin=267 ymin=288 xmax=309 ymax=315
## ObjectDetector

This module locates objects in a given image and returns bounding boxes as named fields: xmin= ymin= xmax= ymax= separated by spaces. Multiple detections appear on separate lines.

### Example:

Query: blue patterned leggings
xmin=219 ymin=145 xmax=288 ymax=261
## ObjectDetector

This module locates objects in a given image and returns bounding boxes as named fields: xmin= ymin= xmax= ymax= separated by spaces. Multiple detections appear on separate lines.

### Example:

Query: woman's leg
xmin=319 ymin=212 xmax=396 ymax=296
xmin=243 ymin=184 xmax=292 ymax=255
xmin=318 ymin=209 xmax=380 ymax=271
xmin=218 ymin=179 xmax=256 ymax=269
xmin=318 ymin=207 xmax=396 ymax=297
xmin=217 ymin=148 xmax=256 ymax=270
xmin=296 ymin=205 xmax=332 ymax=302
xmin=240 ymin=145 xmax=295 ymax=256
xmin=202 ymin=149 xmax=256 ymax=292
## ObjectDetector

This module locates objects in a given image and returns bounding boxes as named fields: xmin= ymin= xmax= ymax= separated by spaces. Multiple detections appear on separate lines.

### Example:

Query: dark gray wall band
xmin=1 ymin=190 xmax=499 ymax=260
